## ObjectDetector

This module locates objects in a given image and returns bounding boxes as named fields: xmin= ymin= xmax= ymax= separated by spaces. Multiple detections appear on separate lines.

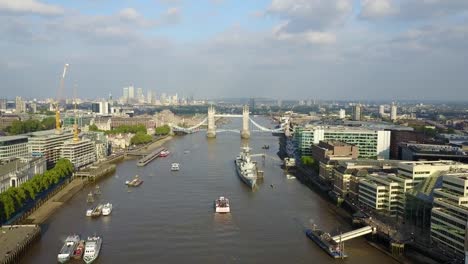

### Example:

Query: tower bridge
xmin=169 ymin=105 xmax=288 ymax=138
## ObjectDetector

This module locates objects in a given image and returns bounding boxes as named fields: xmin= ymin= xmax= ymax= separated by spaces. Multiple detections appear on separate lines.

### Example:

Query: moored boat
xmin=91 ymin=204 xmax=103 ymax=217
xmin=305 ymin=225 xmax=347 ymax=259
xmin=159 ymin=150 xmax=170 ymax=157
xmin=215 ymin=196 xmax=230 ymax=213
xmin=235 ymin=147 xmax=258 ymax=189
xmin=72 ymin=240 xmax=85 ymax=260
xmin=83 ymin=236 xmax=102 ymax=264
xmin=57 ymin=234 xmax=80 ymax=263
xmin=102 ymin=203 xmax=112 ymax=216
xmin=126 ymin=175 xmax=143 ymax=187
xmin=171 ymin=163 xmax=180 ymax=171
xmin=86 ymin=208 xmax=94 ymax=217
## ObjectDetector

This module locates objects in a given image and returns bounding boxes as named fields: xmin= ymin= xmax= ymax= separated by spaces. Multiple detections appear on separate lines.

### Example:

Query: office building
xmin=390 ymin=103 xmax=398 ymax=121
xmin=379 ymin=105 xmax=385 ymax=117
xmin=339 ymin=109 xmax=346 ymax=119
xmin=352 ymin=104 xmax=362 ymax=121
xmin=28 ymin=129 xmax=73 ymax=168
xmin=389 ymin=130 xmax=435 ymax=159
xmin=137 ymin=88 xmax=144 ymax=103
xmin=0 ymin=136 xmax=29 ymax=160
xmin=15 ymin=97 xmax=26 ymax=113
xmin=128 ymin=86 xmax=135 ymax=99
xmin=147 ymin=90 xmax=153 ymax=104
xmin=0 ymin=98 xmax=7 ymax=111
xmin=294 ymin=125 xmax=391 ymax=159
xmin=0 ymin=157 xmax=46 ymax=193
xmin=31 ymin=102 xmax=37 ymax=113
xmin=0 ymin=115 xmax=20 ymax=130
xmin=431 ymin=171 xmax=468 ymax=258
xmin=359 ymin=172 xmax=402 ymax=216
xmin=61 ymin=139 xmax=97 ymax=169
xmin=99 ymin=101 xmax=110 ymax=115
xmin=332 ymin=160 xmax=399 ymax=199
xmin=81 ymin=131 xmax=110 ymax=161
xmin=123 ymin=87 xmax=129 ymax=102
xmin=311 ymin=141 xmax=358 ymax=183
xmin=399 ymin=143 xmax=468 ymax=163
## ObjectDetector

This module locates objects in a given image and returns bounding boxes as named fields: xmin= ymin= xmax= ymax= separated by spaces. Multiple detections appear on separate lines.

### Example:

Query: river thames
xmin=21 ymin=117 xmax=398 ymax=264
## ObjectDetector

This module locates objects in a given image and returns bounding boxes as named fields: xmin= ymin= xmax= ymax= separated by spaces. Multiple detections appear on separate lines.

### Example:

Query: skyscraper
xmin=249 ymin=98 xmax=255 ymax=114
xmin=390 ymin=102 xmax=398 ymax=121
xmin=379 ymin=105 xmax=385 ymax=117
xmin=15 ymin=97 xmax=26 ymax=113
xmin=339 ymin=109 xmax=346 ymax=119
xmin=128 ymin=86 xmax=135 ymax=99
xmin=0 ymin=98 xmax=6 ymax=110
xmin=147 ymin=90 xmax=153 ymax=104
xmin=123 ymin=87 xmax=129 ymax=102
xmin=137 ymin=88 xmax=144 ymax=102
xmin=352 ymin=104 xmax=362 ymax=121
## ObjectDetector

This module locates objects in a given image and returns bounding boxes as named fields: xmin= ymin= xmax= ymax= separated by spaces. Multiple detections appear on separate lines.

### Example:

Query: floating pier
xmin=137 ymin=147 xmax=166 ymax=167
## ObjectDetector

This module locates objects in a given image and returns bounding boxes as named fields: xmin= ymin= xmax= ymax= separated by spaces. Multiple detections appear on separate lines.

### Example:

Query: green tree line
xmin=155 ymin=125 xmax=170 ymax=135
xmin=0 ymin=159 xmax=74 ymax=223
xmin=5 ymin=117 xmax=56 ymax=135
xmin=130 ymin=132 xmax=153 ymax=145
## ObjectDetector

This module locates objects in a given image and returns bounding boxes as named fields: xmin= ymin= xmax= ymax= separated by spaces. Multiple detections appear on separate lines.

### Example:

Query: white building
xmin=294 ymin=125 xmax=391 ymax=159
xmin=379 ymin=105 xmax=385 ymax=117
xmin=0 ymin=136 xmax=29 ymax=160
xmin=431 ymin=171 xmax=468 ymax=258
xmin=128 ymin=85 xmax=135 ymax=99
xmin=339 ymin=109 xmax=346 ymax=119
xmin=390 ymin=103 xmax=398 ymax=121
xmin=28 ymin=129 xmax=74 ymax=168
xmin=0 ymin=157 xmax=46 ymax=193
xmin=353 ymin=104 xmax=362 ymax=121
xmin=99 ymin=101 xmax=109 ymax=115
xmin=61 ymin=139 xmax=97 ymax=169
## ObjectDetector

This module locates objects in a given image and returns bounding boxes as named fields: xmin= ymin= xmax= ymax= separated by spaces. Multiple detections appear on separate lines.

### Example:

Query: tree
xmin=130 ymin=132 xmax=153 ymax=145
xmin=89 ymin=124 xmax=99 ymax=131
xmin=155 ymin=125 xmax=170 ymax=135
xmin=41 ymin=117 xmax=56 ymax=130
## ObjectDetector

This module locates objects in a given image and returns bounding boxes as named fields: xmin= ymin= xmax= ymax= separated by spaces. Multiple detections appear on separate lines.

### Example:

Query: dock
xmin=137 ymin=147 xmax=166 ymax=167
xmin=0 ymin=225 xmax=41 ymax=264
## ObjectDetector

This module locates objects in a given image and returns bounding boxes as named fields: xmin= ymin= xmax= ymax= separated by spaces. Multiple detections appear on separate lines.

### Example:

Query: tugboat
xmin=57 ymin=234 xmax=80 ymax=263
xmin=305 ymin=225 xmax=347 ymax=259
xmin=214 ymin=196 xmax=230 ymax=213
xmin=72 ymin=240 xmax=85 ymax=260
xmin=102 ymin=203 xmax=112 ymax=216
xmin=83 ymin=236 xmax=102 ymax=264
xmin=126 ymin=175 xmax=143 ymax=187
xmin=171 ymin=163 xmax=180 ymax=171
xmin=235 ymin=147 xmax=258 ymax=189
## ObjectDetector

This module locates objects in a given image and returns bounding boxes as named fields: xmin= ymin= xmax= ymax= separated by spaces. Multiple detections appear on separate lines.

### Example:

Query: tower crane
xmin=55 ymin=63 xmax=69 ymax=134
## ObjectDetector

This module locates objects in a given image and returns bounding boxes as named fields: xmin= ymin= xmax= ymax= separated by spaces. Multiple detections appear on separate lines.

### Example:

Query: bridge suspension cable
xmin=170 ymin=118 xmax=207 ymax=131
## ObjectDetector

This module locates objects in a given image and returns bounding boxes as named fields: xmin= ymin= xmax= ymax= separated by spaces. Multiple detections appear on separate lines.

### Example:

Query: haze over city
xmin=1 ymin=0 xmax=468 ymax=100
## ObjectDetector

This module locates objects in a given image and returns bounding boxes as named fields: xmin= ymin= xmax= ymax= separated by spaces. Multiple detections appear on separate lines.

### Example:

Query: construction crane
xmin=55 ymin=63 xmax=69 ymax=134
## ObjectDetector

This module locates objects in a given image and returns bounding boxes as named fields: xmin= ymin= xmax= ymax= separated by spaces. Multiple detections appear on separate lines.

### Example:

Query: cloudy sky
xmin=1 ymin=0 xmax=468 ymax=101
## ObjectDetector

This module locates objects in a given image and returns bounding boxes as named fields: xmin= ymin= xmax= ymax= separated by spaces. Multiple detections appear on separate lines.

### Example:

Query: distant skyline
xmin=1 ymin=0 xmax=468 ymax=101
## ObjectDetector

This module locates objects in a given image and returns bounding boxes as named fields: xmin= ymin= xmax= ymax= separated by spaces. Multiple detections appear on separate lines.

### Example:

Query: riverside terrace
xmin=0 ymin=225 xmax=41 ymax=264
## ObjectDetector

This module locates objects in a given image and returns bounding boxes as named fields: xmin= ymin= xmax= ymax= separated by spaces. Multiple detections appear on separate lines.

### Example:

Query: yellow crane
xmin=55 ymin=63 xmax=69 ymax=134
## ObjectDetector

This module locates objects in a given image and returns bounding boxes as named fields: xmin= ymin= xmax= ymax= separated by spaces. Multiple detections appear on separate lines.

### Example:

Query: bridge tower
xmin=241 ymin=105 xmax=250 ymax=139
xmin=206 ymin=105 xmax=216 ymax=138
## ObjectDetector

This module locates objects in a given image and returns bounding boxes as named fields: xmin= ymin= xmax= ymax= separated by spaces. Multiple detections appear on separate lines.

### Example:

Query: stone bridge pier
xmin=206 ymin=105 xmax=216 ymax=138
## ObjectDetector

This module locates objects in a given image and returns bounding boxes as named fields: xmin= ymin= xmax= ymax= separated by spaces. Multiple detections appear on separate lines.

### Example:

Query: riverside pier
xmin=136 ymin=147 xmax=166 ymax=167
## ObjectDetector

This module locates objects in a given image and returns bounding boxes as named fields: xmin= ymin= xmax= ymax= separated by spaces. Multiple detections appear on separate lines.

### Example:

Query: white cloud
xmin=360 ymin=0 xmax=397 ymax=19
xmin=268 ymin=0 xmax=353 ymax=32
xmin=273 ymin=21 xmax=336 ymax=45
xmin=0 ymin=0 xmax=64 ymax=15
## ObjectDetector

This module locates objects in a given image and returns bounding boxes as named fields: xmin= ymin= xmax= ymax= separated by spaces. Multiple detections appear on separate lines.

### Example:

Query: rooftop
xmin=0 ymin=135 xmax=28 ymax=142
